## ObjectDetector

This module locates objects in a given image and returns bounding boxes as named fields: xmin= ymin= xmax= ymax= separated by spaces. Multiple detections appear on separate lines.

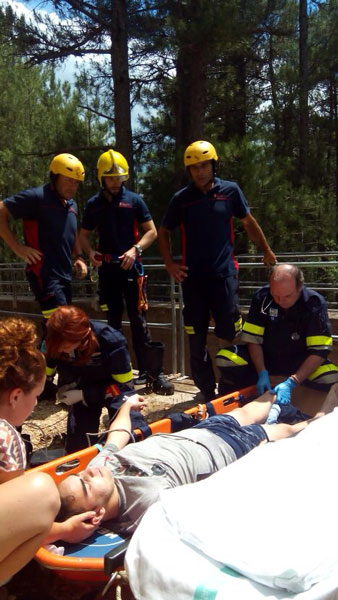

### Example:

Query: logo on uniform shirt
xmin=213 ymin=194 xmax=230 ymax=201
xmin=268 ymin=307 xmax=278 ymax=320
xmin=119 ymin=202 xmax=132 ymax=208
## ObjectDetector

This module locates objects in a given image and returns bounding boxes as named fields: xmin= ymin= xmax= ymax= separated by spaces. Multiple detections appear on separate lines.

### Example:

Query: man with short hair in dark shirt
xmin=158 ymin=140 xmax=276 ymax=401
xmin=217 ymin=263 xmax=338 ymax=405
xmin=80 ymin=149 xmax=173 ymax=395
xmin=0 ymin=153 xmax=87 ymax=398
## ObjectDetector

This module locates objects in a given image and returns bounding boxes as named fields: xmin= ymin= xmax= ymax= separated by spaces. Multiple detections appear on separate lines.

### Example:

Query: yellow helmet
xmin=49 ymin=153 xmax=85 ymax=181
xmin=184 ymin=141 xmax=218 ymax=167
xmin=97 ymin=149 xmax=129 ymax=186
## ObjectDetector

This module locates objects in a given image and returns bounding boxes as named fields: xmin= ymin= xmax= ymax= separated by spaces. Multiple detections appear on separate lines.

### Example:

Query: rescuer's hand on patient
xmin=60 ymin=509 xmax=106 ymax=543
xmin=57 ymin=386 xmax=84 ymax=406
xmin=124 ymin=393 xmax=147 ymax=411
xmin=166 ymin=260 xmax=188 ymax=283
xmin=256 ymin=369 xmax=271 ymax=395
xmin=271 ymin=377 xmax=297 ymax=405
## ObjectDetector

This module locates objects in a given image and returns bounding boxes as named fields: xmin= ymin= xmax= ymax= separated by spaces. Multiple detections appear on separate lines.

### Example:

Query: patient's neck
xmin=104 ymin=482 xmax=120 ymax=520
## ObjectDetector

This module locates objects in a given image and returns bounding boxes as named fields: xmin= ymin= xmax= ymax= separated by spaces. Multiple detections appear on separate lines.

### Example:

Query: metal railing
xmin=1 ymin=252 xmax=338 ymax=376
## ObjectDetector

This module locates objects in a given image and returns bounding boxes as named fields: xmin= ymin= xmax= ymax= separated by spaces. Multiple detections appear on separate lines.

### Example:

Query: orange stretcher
xmin=30 ymin=386 xmax=257 ymax=583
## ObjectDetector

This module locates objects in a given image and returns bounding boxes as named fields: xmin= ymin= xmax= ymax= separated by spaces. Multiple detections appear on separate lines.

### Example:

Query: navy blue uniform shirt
xmin=4 ymin=184 xmax=78 ymax=281
xmin=55 ymin=320 xmax=133 ymax=401
xmin=81 ymin=187 xmax=152 ymax=256
xmin=241 ymin=285 xmax=333 ymax=372
xmin=162 ymin=177 xmax=250 ymax=277
xmin=89 ymin=319 xmax=132 ymax=378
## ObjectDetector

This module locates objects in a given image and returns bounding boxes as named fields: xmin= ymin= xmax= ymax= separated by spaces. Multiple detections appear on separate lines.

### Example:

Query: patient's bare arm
xmin=106 ymin=394 xmax=147 ymax=449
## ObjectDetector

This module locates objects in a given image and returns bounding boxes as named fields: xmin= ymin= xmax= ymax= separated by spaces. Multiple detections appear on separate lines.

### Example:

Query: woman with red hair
xmin=45 ymin=305 xmax=145 ymax=453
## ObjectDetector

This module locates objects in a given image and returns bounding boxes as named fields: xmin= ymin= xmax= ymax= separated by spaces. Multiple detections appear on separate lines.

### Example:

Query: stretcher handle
xmin=28 ymin=444 xmax=102 ymax=482
xmin=104 ymin=539 xmax=130 ymax=575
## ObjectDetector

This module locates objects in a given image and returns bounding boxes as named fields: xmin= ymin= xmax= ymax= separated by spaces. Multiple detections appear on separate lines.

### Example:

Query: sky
xmin=1 ymin=0 xmax=145 ymax=127
xmin=1 ymin=0 xmax=79 ymax=83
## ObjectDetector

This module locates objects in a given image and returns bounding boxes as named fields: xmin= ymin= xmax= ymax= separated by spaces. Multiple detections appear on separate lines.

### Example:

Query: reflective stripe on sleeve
xmin=184 ymin=325 xmax=195 ymax=335
xmin=216 ymin=348 xmax=249 ymax=367
xmin=234 ymin=316 xmax=243 ymax=333
xmin=46 ymin=366 xmax=56 ymax=377
xmin=308 ymin=363 xmax=338 ymax=382
xmin=112 ymin=369 xmax=133 ymax=384
xmin=306 ymin=335 xmax=332 ymax=350
xmin=42 ymin=307 xmax=58 ymax=319
xmin=241 ymin=321 xmax=264 ymax=344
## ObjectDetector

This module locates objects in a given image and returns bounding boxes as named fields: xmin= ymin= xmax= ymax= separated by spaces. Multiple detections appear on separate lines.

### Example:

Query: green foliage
xmin=0 ymin=4 xmax=109 ymax=262
xmin=1 ymin=0 xmax=338 ymax=261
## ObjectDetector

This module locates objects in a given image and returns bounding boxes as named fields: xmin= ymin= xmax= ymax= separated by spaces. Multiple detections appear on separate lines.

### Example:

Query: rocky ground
xmin=2 ymin=373 xmax=200 ymax=600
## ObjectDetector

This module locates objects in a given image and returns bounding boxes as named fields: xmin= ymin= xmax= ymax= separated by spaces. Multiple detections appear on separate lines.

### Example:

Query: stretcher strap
xmin=205 ymin=402 xmax=216 ymax=416
xmin=136 ymin=423 xmax=152 ymax=438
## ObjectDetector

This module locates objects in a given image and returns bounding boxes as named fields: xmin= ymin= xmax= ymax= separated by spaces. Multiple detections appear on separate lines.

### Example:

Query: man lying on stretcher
xmin=55 ymin=386 xmax=338 ymax=538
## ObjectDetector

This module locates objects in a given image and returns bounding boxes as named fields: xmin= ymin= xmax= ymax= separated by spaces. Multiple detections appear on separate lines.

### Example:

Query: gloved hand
xmin=256 ymin=369 xmax=271 ymax=395
xmin=271 ymin=377 xmax=297 ymax=405
xmin=57 ymin=384 xmax=84 ymax=406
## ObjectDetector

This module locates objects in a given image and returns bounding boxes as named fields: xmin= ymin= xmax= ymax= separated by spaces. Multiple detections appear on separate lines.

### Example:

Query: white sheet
xmin=126 ymin=410 xmax=338 ymax=599
xmin=126 ymin=502 xmax=338 ymax=600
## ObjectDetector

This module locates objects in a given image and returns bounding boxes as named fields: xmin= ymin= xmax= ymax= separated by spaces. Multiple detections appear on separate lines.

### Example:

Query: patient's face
xmin=58 ymin=466 xmax=115 ymax=513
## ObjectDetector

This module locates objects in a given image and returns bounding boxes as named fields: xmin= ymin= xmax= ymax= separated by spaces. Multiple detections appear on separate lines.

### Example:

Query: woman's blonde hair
xmin=0 ymin=317 xmax=45 ymax=395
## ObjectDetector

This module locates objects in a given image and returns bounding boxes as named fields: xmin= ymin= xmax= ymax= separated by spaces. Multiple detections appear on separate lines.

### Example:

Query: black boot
xmin=148 ymin=371 xmax=174 ymax=395
xmin=145 ymin=342 xmax=174 ymax=396
xmin=134 ymin=351 xmax=148 ymax=385
xmin=134 ymin=371 xmax=147 ymax=385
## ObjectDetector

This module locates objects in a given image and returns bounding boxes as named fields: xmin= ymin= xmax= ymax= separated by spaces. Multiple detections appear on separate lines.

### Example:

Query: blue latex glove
xmin=256 ymin=369 xmax=271 ymax=395
xmin=271 ymin=377 xmax=297 ymax=405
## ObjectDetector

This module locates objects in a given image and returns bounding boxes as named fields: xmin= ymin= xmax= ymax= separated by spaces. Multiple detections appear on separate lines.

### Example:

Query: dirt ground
xmin=2 ymin=374 xmax=200 ymax=600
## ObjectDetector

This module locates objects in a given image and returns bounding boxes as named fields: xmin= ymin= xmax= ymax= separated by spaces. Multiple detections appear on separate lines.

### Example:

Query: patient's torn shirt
xmin=0 ymin=418 xmax=27 ymax=472
xmin=89 ymin=428 xmax=237 ymax=535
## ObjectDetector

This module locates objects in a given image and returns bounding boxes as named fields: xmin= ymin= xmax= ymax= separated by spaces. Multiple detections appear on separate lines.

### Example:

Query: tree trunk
xmin=268 ymin=33 xmax=281 ymax=157
xmin=298 ymin=0 xmax=308 ymax=183
xmin=333 ymin=77 xmax=338 ymax=245
xmin=110 ymin=0 xmax=134 ymax=188
xmin=175 ymin=46 xmax=206 ymax=149
xmin=172 ymin=0 xmax=207 ymax=186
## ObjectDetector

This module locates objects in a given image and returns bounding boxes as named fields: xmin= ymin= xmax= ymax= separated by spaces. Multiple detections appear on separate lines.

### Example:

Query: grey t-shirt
xmin=90 ymin=429 xmax=236 ymax=534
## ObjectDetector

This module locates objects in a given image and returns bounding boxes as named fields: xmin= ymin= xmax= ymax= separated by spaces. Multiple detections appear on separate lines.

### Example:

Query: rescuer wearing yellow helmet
xmin=158 ymin=140 xmax=276 ymax=401
xmin=79 ymin=149 xmax=174 ymax=395
xmin=0 ymin=153 xmax=87 ymax=399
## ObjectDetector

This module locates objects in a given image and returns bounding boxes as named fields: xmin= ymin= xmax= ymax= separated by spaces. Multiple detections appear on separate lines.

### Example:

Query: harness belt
xmin=100 ymin=254 xmax=121 ymax=263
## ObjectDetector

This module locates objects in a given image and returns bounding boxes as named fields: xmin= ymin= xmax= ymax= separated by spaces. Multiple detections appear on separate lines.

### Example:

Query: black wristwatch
xmin=133 ymin=244 xmax=143 ymax=256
